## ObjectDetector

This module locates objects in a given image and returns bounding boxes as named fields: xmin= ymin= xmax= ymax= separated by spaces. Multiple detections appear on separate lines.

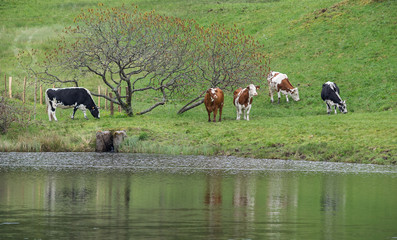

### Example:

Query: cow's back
xmin=47 ymin=88 xmax=94 ymax=106
xmin=322 ymin=82 xmax=340 ymax=100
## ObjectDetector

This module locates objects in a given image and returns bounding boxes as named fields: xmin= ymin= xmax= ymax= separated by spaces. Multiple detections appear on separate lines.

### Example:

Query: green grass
xmin=1 ymin=100 xmax=395 ymax=164
xmin=0 ymin=0 xmax=396 ymax=164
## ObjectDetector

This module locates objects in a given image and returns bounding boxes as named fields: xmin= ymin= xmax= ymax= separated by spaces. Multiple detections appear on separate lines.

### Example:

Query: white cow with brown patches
xmin=233 ymin=84 xmax=260 ymax=121
xmin=267 ymin=71 xmax=300 ymax=104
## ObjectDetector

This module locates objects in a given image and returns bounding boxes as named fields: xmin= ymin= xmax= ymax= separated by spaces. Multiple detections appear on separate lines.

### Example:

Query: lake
xmin=0 ymin=152 xmax=397 ymax=239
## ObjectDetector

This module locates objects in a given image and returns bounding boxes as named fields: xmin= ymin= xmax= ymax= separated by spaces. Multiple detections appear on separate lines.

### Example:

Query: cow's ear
xmin=256 ymin=86 xmax=260 ymax=89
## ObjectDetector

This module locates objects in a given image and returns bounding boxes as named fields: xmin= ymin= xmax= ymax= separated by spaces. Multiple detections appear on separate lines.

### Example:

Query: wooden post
xmin=97 ymin=86 xmax=101 ymax=108
xmin=34 ymin=78 xmax=37 ymax=120
xmin=105 ymin=88 xmax=108 ymax=111
xmin=3 ymin=74 xmax=5 ymax=96
xmin=8 ymin=77 xmax=12 ymax=98
xmin=118 ymin=87 xmax=121 ymax=113
xmin=109 ymin=92 xmax=114 ymax=116
xmin=23 ymin=77 xmax=27 ymax=103
xmin=40 ymin=86 xmax=43 ymax=105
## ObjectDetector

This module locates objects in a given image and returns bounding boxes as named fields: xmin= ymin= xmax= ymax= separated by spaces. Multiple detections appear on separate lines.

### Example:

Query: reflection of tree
xmin=233 ymin=174 xmax=256 ymax=208
xmin=232 ymin=174 xmax=256 ymax=238
xmin=321 ymin=175 xmax=346 ymax=240
xmin=266 ymin=173 xmax=299 ymax=238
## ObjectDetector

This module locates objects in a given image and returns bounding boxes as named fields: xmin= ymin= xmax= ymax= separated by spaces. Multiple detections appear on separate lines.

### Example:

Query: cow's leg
xmin=334 ymin=105 xmax=338 ymax=114
xmin=236 ymin=106 xmax=241 ymax=120
xmin=218 ymin=105 xmax=223 ymax=122
xmin=326 ymin=102 xmax=331 ymax=114
xmin=277 ymin=91 xmax=281 ymax=104
xmin=213 ymin=108 xmax=217 ymax=122
xmin=72 ymin=107 xmax=78 ymax=120
xmin=82 ymin=110 xmax=88 ymax=119
xmin=246 ymin=105 xmax=252 ymax=121
xmin=207 ymin=110 xmax=211 ymax=122
xmin=52 ymin=111 xmax=58 ymax=122
xmin=47 ymin=105 xmax=53 ymax=121
xmin=269 ymin=87 xmax=274 ymax=103
xmin=286 ymin=94 xmax=289 ymax=103
xmin=48 ymin=101 xmax=57 ymax=122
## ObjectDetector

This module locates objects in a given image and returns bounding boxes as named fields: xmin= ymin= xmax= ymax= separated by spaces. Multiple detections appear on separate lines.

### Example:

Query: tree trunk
xmin=177 ymin=98 xmax=204 ymax=114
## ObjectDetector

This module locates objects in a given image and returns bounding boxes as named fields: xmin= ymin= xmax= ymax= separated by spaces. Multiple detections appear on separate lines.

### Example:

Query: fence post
xmin=34 ymin=77 xmax=37 ymax=120
xmin=118 ymin=87 xmax=121 ymax=113
xmin=8 ymin=77 xmax=12 ymax=98
xmin=98 ymin=86 xmax=101 ymax=108
xmin=4 ymin=74 xmax=6 ymax=96
xmin=105 ymin=88 xmax=108 ymax=111
xmin=40 ymin=86 xmax=43 ymax=105
xmin=109 ymin=92 xmax=114 ymax=116
xmin=23 ymin=77 xmax=27 ymax=103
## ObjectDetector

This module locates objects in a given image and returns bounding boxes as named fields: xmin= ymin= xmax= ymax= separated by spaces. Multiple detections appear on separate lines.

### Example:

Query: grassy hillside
xmin=0 ymin=0 xmax=396 ymax=164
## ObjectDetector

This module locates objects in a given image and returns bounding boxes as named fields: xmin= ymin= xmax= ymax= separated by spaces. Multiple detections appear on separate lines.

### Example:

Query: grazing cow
xmin=267 ymin=71 xmax=300 ymax=103
xmin=233 ymin=84 xmax=260 ymax=121
xmin=204 ymin=87 xmax=224 ymax=122
xmin=45 ymin=87 xmax=100 ymax=121
xmin=321 ymin=81 xmax=347 ymax=114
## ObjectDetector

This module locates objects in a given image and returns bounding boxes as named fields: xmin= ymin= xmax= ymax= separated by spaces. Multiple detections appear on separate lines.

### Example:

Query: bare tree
xmin=39 ymin=5 xmax=198 ymax=116
xmin=29 ymin=4 xmax=269 ymax=116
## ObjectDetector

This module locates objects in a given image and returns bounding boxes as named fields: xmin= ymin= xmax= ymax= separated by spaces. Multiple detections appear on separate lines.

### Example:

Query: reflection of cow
xmin=45 ymin=87 xmax=100 ymax=121
xmin=267 ymin=71 xmax=300 ymax=103
xmin=204 ymin=88 xmax=224 ymax=122
xmin=233 ymin=84 xmax=260 ymax=121
xmin=321 ymin=81 xmax=347 ymax=114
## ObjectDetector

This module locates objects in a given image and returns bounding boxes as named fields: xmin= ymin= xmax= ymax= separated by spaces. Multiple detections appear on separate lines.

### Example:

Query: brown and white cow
xmin=204 ymin=87 xmax=224 ymax=122
xmin=267 ymin=71 xmax=300 ymax=104
xmin=233 ymin=84 xmax=260 ymax=121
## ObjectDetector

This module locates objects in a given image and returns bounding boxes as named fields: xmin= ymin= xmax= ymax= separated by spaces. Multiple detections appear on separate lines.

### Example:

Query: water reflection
xmin=0 ymin=153 xmax=397 ymax=239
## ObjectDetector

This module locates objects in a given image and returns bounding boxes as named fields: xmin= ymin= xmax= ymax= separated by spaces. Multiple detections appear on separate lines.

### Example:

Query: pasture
xmin=0 ymin=0 xmax=396 ymax=164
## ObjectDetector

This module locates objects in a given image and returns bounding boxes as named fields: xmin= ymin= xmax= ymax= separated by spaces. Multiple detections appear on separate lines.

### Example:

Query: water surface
xmin=1 ymin=152 xmax=396 ymax=239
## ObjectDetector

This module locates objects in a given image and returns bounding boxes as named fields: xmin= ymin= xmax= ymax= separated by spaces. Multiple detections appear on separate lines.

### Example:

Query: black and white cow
xmin=321 ymin=82 xmax=347 ymax=114
xmin=45 ymin=87 xmax=100 ymax=121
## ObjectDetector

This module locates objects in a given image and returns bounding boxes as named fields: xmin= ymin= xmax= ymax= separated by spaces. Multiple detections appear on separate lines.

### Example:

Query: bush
xmin=0 ymin=97 xmax=32 ymax=134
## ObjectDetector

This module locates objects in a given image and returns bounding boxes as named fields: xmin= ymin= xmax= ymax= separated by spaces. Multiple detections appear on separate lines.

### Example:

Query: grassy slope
xmin=0 ymin=0 xmax=396 ymax=164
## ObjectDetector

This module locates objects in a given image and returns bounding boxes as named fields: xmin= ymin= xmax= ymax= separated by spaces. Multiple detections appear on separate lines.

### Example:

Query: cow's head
xmin=89 ymin=106 xmax=100 ymax=119
xmin=338 ymin=100 xmax=347 ymax=114
xmin=207 ymin=88 xmax=219 ymax=102
xmin=247 ymin=84 xmax=260 ymax=97
xmin=290 ymin=88 xmax=300 ymax=101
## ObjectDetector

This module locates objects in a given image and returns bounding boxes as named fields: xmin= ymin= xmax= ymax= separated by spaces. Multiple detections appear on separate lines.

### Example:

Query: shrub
xmin=0 ymin=96 xmax=32 ymax=134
